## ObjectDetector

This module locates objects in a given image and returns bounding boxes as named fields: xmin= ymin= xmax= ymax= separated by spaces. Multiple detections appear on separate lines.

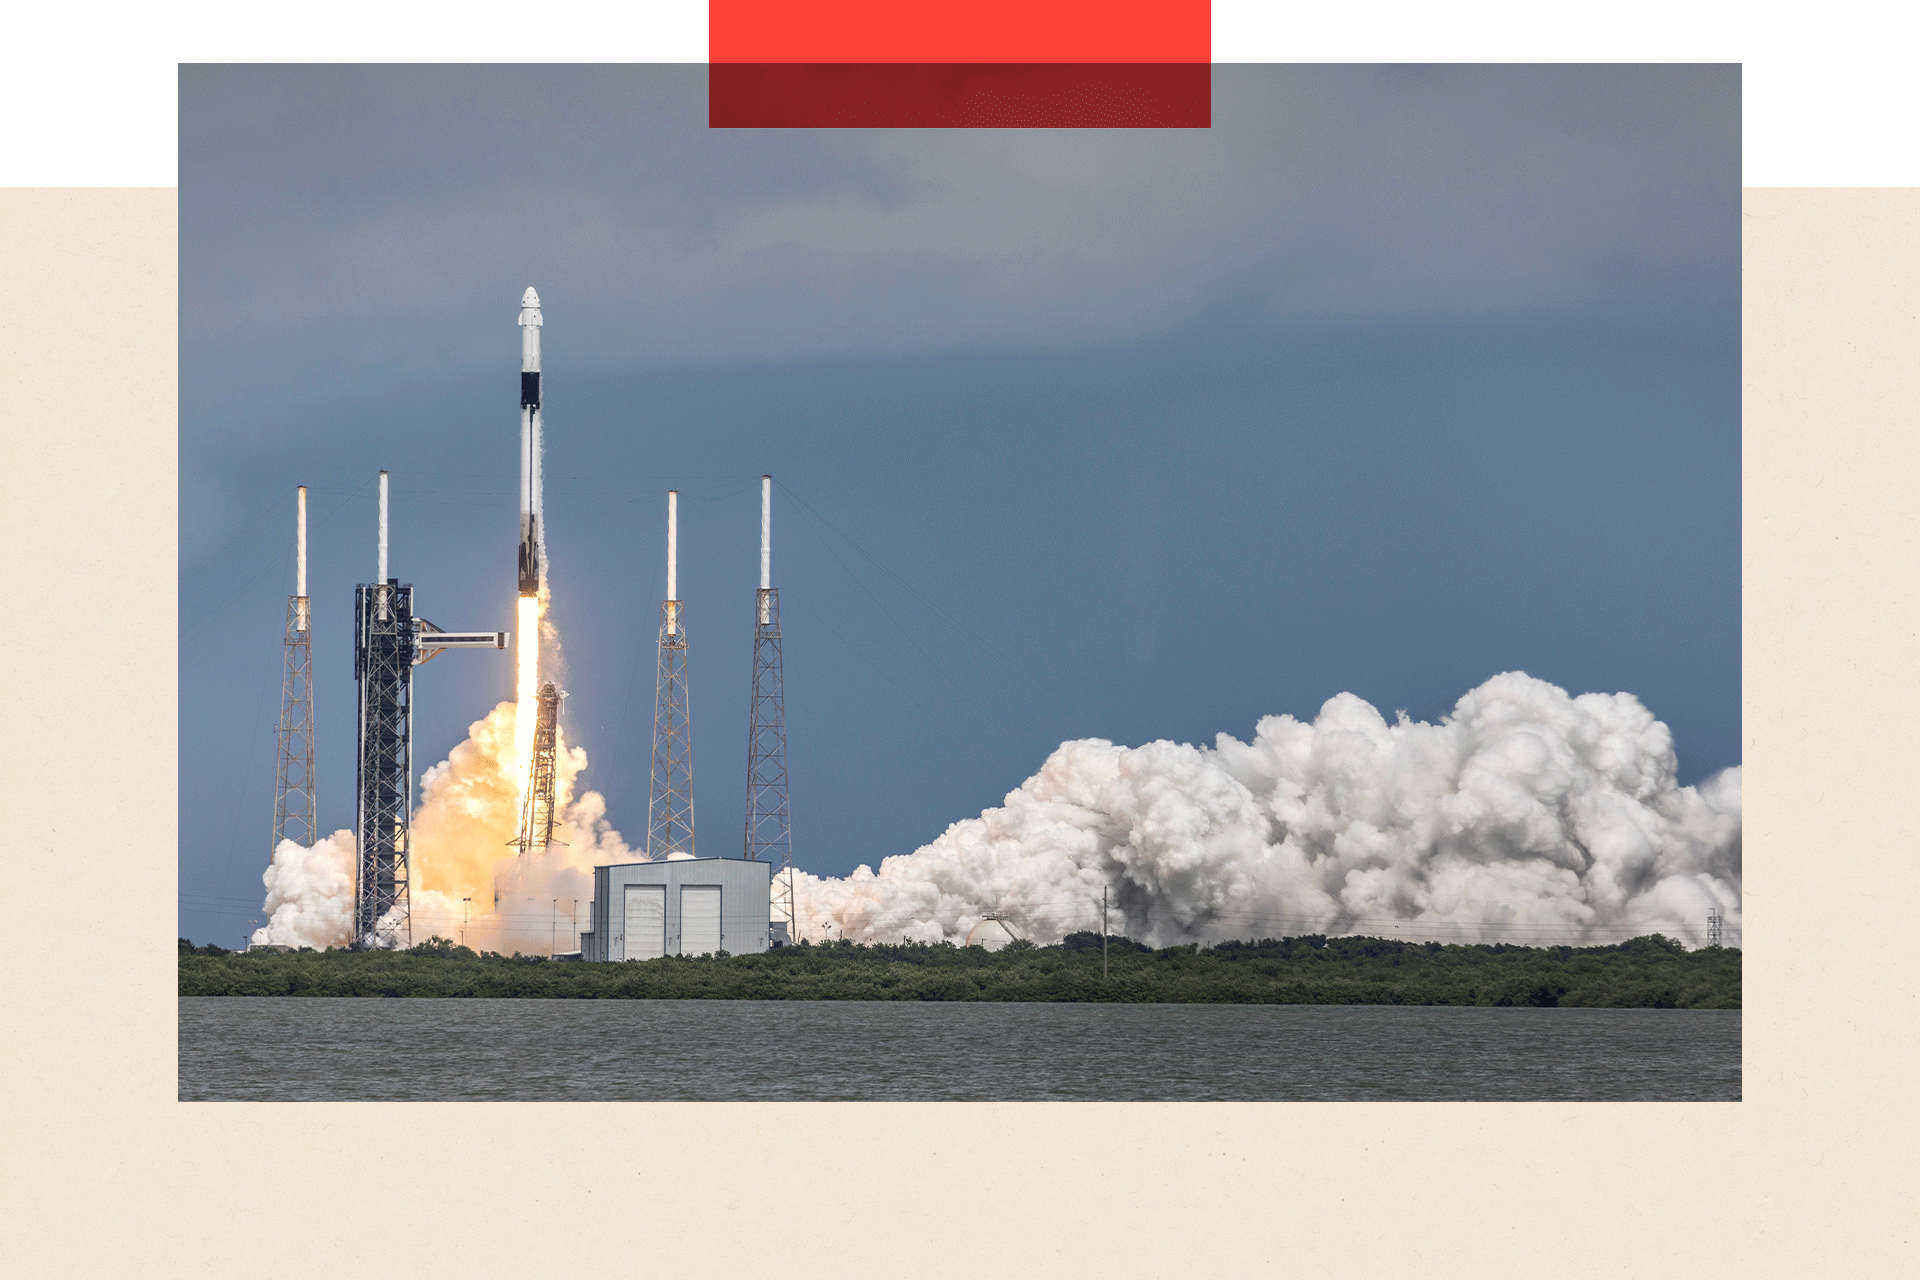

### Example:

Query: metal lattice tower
xmin=1707 ymin=908 xmax=1724 ymax=948
xmin=649 ymin=600 xmax=695 ymax=856
xmin=353 ymin=577 xmax=414 ymax=948
xmin=513 ymin=682 xmax=564 ymax=853
xmin=745 ymin=592 xmax=791 ymax=852
xmin=272 ymin=487 xmax=316 ymax=855
xmin=648 ymin=490 xmax=695 ymax=857
xmin=744 ymin=476 xmax=794 ymax=942
xmin=350 ymin=472 xmax=509 ymax=949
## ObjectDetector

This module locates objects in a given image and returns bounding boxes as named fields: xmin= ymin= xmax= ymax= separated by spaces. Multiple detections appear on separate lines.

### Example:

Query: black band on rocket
xmin=521 ymin=371 xmax=541 ymax=407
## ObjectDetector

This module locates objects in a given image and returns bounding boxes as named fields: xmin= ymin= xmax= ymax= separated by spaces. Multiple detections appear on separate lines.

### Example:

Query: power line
xmin=183 ymin=476 xmax=373 ymax=643
xmin=182 ymin=485 xmax=296 ymax=575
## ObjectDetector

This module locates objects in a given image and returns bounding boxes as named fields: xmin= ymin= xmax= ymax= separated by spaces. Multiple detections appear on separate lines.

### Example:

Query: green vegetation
xmin=178 ymin=932 xmax=1739 ymax=1007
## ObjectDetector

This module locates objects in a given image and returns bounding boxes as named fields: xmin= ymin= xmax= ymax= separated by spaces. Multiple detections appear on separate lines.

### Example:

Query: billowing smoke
xmin=793 ymin=672 xmax=1741 ymax=949
xmin=250 ymin=671 xmax=1739 ymax=955
xmin=248 ymin=697 xmax=633 ymax=953
xmin=250 ymin=829 xmax=355 ymax=948
xmin=402 ymin=697 xmax=632 ymax=954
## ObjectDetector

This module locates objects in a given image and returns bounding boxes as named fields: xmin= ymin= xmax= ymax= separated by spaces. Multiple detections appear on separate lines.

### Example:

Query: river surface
xmin=178 ymin=998 xmax=1740 ymax=1101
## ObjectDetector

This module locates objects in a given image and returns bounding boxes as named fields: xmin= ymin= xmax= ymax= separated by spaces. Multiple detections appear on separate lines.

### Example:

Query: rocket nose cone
xmin=521 ymin=286 xmax=541 ymax=308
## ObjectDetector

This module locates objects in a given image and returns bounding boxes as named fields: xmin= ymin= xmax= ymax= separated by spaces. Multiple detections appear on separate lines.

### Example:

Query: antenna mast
xmin=745 ymin=475 xmax=794 ymax=943
xmin=272 ymin=486 xmax=316 ymax=856
xmin=648 ymin=490 xmax=695 ymax=857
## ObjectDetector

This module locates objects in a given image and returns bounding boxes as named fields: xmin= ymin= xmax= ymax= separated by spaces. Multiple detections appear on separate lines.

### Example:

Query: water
xmin=178 ymin=999 xmax=1739 ymax=1101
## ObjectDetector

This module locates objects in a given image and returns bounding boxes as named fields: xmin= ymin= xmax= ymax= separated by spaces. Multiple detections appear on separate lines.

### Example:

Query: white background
xmin=7 ymin=1 xmax=1913 ymax=185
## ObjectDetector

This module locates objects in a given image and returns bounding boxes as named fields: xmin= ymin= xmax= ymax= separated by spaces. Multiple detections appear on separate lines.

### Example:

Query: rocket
xmin=517 ymin=286 xmax=544 ymax=598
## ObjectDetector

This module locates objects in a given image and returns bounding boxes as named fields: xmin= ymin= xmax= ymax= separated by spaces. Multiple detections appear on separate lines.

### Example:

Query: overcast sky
xmin=179 ymin=64 xmax=1740 ymax=945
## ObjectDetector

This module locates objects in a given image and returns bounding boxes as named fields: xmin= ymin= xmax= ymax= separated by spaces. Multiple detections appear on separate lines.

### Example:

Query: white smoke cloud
xmin=251 ymin=697 xmax=635 ymax=954
xmin=250 ymin=829 xmax=355 ymax=948
xmin=255 ymin=672 xmax=1739 ymax=956
xmin=794 ymin=672 xmax=1741 ymax=950
xmin=395 ymin=697 xmax=634 ymax=954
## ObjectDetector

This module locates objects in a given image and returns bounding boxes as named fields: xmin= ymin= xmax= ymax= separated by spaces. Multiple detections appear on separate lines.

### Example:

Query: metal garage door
xmin=622 ymin=884 xmax=665 ymax=960
xmin=680 ymin=885 xmax=721 ymax=956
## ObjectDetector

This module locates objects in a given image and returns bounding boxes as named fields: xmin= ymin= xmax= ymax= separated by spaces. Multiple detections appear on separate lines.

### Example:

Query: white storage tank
xmin=584 ymin=858 xmax=774 ymax=961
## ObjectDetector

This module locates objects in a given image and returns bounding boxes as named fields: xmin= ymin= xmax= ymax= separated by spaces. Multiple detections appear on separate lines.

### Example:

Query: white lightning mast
xmin=745 ymin=474 xmax=793 ymax=945
xmin=648 ymin=489 xmax=694 ymax=856
xmin=271 ymin=485 xmax=318 ymax=880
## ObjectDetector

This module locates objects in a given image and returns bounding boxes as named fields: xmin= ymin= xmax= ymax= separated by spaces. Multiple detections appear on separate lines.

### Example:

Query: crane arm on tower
xmin=413 ymin=618 xmax=510 ymax=665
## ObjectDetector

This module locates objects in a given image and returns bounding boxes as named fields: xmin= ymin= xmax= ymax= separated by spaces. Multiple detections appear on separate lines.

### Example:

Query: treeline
xmin=178 ymin=931 xmax=1739 ymax=1007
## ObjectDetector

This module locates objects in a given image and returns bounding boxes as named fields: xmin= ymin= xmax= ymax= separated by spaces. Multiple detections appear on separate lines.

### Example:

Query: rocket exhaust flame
xmin=253 ymin=296 xmax=1741 ymax=959
xmin=254 ymin=285 xmax=638 ymax=956
xmin=513 ymin=594 xmax=541 ymax=801
xmin=252 ymin=689 xmax=638 ymax=954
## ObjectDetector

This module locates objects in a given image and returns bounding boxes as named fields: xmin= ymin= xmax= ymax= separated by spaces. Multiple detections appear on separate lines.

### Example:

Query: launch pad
xmin=352 ymin=577 xmax=415 ymax=948
xmin=350 ymin=472 xmax=508 ymax=950
xmin=314 ymin=290 xmax=797 ymax=954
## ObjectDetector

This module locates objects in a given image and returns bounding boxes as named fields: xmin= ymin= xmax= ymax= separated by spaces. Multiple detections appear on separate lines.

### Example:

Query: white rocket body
xmin=518 ymin=287 xmax=544 ymax=597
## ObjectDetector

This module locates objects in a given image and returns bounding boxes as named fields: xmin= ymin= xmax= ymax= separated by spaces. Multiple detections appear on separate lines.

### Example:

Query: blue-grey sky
xmin=179 ymin=64 xmax=1740 ymax=946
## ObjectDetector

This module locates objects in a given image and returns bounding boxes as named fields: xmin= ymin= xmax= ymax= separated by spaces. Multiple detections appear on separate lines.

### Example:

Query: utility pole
xmin=461 ymin=896 xmax=471 ymax=947
xmin=1102 ymin=886 xmax=1109 ymax=979
xmin=551 ymin=899 xmax=557 ymax=957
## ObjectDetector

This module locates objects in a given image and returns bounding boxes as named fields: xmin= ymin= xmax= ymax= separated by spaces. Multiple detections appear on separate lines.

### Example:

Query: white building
xmin=581 ymin=857 xmax=774 ymax=961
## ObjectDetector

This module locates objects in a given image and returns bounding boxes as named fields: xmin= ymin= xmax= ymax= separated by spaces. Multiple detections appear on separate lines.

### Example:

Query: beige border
xmin=0 ymin=186 xmax=1912 ymax=1275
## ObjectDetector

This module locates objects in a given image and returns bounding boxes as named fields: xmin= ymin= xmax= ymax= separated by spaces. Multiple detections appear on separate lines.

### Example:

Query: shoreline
xmin=178 ymin=932 xmax=1740 ymax=1008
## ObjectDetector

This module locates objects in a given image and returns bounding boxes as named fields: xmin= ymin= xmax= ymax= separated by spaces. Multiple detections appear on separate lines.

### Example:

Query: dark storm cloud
xmin=180 ymin=64 xmax=1737 ymax=423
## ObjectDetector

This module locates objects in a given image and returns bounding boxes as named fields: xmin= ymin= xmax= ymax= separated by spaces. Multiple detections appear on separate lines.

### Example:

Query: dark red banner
xmin=708 ymin=63 xmax=1211 ymax=129
xmin=710 ymin=0 xmax=1210 ymax=63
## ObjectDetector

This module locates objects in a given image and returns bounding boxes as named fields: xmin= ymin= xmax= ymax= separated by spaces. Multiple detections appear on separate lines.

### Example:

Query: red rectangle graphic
xmin=709 ymin=63 xmax=1211 ymax=129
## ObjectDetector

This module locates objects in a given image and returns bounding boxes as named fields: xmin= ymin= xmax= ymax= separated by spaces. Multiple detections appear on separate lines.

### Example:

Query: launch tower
xmin=743 ymin=475 xmax=795 ymax=941
xmin=648 ymin=490 xmax=695 ymax=857
xmin=513 ymin=682 xmax=564 ymax=853
xmin=272 ymin=485 xmax=316 ymax=856
xmin=353 ymin=575 xmax=414 ymax=947
xmin=352 ymin=471 xmax=509 ymax=948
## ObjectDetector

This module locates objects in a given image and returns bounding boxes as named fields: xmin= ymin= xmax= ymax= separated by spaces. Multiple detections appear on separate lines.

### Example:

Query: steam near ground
xmin=251 ymin=696 xmax=631 ymax=952
xmin=253 ymin=829 xmax=356 ymax=949
xmin=253 ymin=671 xmax=1741 ymax=953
